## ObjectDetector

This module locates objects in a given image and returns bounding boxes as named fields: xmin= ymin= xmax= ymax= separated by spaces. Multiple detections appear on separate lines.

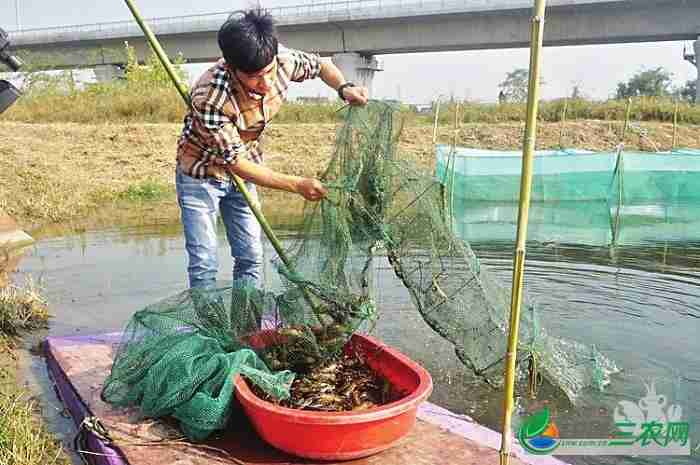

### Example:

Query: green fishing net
xmin=101 ymin=101 xmax=617 ymax=441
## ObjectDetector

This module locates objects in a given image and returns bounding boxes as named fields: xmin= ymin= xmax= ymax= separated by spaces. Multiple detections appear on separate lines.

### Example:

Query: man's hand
xmin=342 ymin=85 xmax=369 ymax=106
xmin=296 ymin=178 xmax=327 ymax=201
xmin=206 ymin=159 xmax=327 ymax=201
xmin=319 ymin=59 xmax=370 ymax=106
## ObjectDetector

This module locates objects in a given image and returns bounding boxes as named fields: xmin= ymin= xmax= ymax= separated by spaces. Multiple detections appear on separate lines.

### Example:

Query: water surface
xmin=14 ymin=202 xmax=700 ymax=465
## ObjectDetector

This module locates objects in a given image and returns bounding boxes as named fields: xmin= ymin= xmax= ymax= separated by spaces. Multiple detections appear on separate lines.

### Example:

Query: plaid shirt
xmin=177 ymin=45 xmax=322 ymax=179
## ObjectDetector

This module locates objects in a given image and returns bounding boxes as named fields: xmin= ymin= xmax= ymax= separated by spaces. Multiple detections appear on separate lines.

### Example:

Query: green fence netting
xmin=437 ymin=144 xmax=700 ymax=247
xmin=436 ymin=145 xmax=700 ymax=204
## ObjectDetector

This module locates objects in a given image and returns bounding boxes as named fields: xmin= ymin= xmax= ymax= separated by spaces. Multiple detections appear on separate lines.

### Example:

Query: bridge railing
xmin=7 ymin=0 xmax=544 ymax=46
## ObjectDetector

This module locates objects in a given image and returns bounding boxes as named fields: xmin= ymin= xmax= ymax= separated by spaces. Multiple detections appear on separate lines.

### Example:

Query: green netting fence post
xmin=444 ymin=148 xmax=456 ymax=232
xmin=445 ymin=104 xmax=460 ymax=232
xmin=432 ymin=99 xmax=441 ymax=145
xmin=559 ymin=98 xmax=568 ymax=149
xmin=672 ymin=99 xmax=679 ymax=152
xmin=609 ymin=144 xmax=625 ymax=247
xmin=434 ymin=97 xmax=449 ymax=227
xmin=609 ymin=98 xmax=632 ymax=247
xmin=620 ymin=97 xmax=633 ymax=145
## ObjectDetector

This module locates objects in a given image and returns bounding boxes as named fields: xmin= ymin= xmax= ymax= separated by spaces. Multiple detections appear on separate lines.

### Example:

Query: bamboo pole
xmin=122 ymin=0 xmax=319 ymax=311
xmin=499 ymin=1 xmax=547 ymax=464
xmin=672 ymin=100 xmax=679 ymax=152
xmin=123 ymin=0 xmax=190 ymax=105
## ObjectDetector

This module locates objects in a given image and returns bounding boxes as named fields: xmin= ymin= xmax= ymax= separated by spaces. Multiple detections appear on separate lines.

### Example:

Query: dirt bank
xmin=0 ymin=120 xmax=697 ymax=231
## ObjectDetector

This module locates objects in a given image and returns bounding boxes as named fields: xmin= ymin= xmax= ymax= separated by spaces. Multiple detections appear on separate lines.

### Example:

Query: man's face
xmin=234 ymin=58 xmax=277 ymax=96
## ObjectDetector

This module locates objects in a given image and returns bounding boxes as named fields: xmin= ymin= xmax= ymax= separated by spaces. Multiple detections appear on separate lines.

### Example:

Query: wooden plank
xmin=46 ymin=334 xmax=565 ymax=465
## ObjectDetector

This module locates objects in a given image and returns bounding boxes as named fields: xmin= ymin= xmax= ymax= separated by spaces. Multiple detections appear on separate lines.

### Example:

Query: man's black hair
xmin=218 ymin=9 xmax=278 ymax=73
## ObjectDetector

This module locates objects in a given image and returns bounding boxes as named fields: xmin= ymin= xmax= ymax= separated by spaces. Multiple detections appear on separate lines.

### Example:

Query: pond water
xmin=13 ymin=200 xmax=700 ymax=465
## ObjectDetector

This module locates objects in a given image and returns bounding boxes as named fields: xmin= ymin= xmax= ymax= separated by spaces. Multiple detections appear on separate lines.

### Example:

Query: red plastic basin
xmin=234 ymin=333 xmax=433 ymax=460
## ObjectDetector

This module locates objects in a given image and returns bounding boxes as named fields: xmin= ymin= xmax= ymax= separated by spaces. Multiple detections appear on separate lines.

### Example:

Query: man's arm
xmin=318 ymin=58 xmax=369 ymax=106
xmin=215 ymin=158 xmax=327 ymax=202
xmin=283 ymin=46 xmax=368 ymax=105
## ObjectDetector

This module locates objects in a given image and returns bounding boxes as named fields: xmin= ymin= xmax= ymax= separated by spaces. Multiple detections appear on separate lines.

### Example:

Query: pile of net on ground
xmin=101 ymin=101 xmax=617 ymax=441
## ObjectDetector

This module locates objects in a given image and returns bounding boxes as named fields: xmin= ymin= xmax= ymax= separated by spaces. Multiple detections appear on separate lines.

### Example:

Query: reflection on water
xmin=461 ymin=242 xmax=699 ymax=465
xmin=13 ymin=201 xmax=700 ymax=465
xmin=443 ymin=199 xmax=700 ymax=465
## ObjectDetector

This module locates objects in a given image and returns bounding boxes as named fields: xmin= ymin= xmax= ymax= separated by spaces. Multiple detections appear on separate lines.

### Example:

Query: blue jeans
xmin=175 ymin=168 xmax=263 ymax=289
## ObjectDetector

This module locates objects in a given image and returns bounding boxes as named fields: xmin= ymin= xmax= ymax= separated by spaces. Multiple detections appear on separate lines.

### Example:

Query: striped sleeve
xmin=197 ymin=101 xmax=245 ymax=164
xmin=190 ymin=68 xmax=246 ymax=171
xmin=283 ymin=46 xmax=322 ymax=82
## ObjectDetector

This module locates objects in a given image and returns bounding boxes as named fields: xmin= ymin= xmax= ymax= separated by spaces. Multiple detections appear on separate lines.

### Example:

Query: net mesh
xmin=436 ymin=144 xmax=700 ymax=205
xmin=102 ymin=101 xmax=617 ymax=441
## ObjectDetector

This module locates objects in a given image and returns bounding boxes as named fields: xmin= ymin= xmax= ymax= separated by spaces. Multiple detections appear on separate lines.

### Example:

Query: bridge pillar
xmin=332 ymin=53 xmax=383 ymax=96
xmin=94 ymin=64 xmax=125 ymax=83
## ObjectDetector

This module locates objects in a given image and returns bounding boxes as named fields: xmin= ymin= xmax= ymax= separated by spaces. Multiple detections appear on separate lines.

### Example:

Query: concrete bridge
xmin=6 ymin=0 xmax=700 ymax=97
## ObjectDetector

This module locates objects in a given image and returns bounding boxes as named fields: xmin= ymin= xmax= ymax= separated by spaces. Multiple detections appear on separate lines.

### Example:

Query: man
xmin=176 ymin=9 xmax=368 ymax=289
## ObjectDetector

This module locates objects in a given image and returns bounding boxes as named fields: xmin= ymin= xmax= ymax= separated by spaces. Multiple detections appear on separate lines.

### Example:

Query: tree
xmin=124 ymin=42 xmax=188 ymax=88
xmin=570 ymin=84 xmax=583 ymax=100
xmin=615 ymin=67 xmax=673 ymax=99
xmin=498 ymin=68 xmax=545 ymax=103
xmin=9 ymin=51 xmax=77 ymax=93
xmin=674 ymin=80 xmax=697 ymax=103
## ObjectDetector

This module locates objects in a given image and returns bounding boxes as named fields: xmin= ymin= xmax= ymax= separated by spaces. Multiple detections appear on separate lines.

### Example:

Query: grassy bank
xmin=3 ymin=81 xmax=700 ymax=125
xmin=0 ymin=278 xmax=49 ymax=335
xmin=1 ymin=120 xmax=699 ymax=231
xmin=0 ymin=373 xmax=69 ymax=465
xmin=0 ymin=277 xmax=68 ymax=465
xmin=432 ymin=97 xmax=700 ymax=125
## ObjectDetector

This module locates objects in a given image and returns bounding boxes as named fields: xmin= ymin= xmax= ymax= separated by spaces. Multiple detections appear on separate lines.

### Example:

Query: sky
xmin=1 ymin=0 xmax=697 ymax=103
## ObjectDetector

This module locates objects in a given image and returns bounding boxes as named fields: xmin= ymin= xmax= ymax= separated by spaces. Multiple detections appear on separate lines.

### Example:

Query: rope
xmin=72 ymin=416 xmax=248 ymax=465
xmin=73 ymin=416 xmax=116 ymax=465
